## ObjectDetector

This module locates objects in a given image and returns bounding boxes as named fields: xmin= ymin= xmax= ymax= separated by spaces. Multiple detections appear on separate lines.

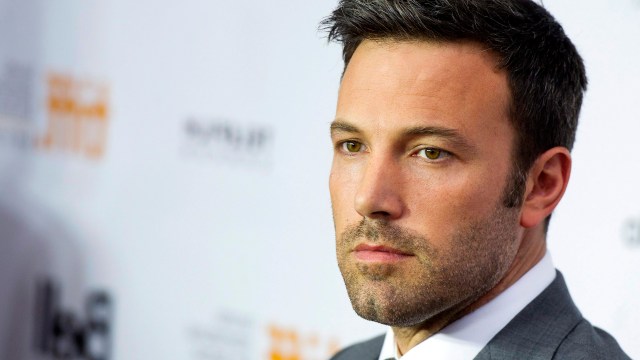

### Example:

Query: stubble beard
xmin=336 ymin=204 xmax=521 ymax=328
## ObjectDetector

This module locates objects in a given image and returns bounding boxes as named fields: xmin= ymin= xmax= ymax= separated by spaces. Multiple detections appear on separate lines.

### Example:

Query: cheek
xmin=329 ymin=164 xmax=354 ymax=217
xmin=406 ymin=169 xmax=507 ymax=230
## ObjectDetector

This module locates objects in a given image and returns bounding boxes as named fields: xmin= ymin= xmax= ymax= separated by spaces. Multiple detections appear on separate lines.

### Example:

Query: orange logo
xmin=37 ymin=73 xmax=109 ymax=159
xmin=267 ymin=324 xmax=340 ymax=360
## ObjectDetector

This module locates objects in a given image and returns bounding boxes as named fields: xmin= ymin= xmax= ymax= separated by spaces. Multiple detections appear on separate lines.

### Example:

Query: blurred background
xmin=0 ymin=0 xmax=638 ymax=359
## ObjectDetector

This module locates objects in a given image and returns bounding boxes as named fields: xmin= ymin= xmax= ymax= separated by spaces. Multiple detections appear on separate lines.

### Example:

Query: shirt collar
xmin=379 ymin=251 xmax=556 ymax=360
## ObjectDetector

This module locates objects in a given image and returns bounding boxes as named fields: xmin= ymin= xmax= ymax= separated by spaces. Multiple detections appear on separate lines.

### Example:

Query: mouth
xmin=352 ymin=243 xmax=413 ymax=263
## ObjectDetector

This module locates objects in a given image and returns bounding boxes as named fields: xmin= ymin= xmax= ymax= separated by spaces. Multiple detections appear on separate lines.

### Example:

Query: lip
xmin=353 ymin=243 xmax=413 ymax=263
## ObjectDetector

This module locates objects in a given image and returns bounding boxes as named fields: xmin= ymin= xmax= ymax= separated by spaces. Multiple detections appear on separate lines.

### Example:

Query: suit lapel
xmin=333 ymin=334 xmax=385 ymax=360
xmin=474 ymin=271 xmax=582 ymax=360
xmin=358 ymin=334 xmax=386 ymax=360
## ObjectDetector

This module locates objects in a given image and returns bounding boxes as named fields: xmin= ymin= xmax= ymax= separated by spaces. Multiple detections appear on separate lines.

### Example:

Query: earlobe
xmin=520 ymin=147 xmax=572 ymax=228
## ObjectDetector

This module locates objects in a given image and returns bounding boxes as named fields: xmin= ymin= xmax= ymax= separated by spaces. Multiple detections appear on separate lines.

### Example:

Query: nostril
xmin=370 ymin=210 xmax=392 ymax=218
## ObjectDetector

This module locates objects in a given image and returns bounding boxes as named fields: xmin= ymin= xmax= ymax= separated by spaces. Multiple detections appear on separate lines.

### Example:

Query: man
xmin=322 ymin=0 xmax=630 ymax=359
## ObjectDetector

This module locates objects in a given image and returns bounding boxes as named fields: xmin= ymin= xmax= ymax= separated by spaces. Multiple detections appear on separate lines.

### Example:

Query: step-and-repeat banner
xmin=1 ymin=0 xmax=638 ymax=359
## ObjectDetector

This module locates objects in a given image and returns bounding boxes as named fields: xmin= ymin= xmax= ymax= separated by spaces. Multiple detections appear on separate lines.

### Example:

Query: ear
xmin=520 ymin=147 xmax=572 ymax=228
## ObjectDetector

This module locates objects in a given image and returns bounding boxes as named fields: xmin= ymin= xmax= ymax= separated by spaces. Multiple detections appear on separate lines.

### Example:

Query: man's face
xmin=330 ymin=40 xmax=525 ymax=327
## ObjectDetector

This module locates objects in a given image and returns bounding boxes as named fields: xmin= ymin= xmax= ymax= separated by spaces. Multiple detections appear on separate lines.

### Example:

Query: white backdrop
xmin=0 ymin=0 xmax=638 ymax=359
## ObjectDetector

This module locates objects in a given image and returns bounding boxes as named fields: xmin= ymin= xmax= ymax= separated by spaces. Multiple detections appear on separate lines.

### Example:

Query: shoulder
xmin=553 ymin=319 xmax=631 ymax=360
xmin=329 ymin=334 xmax=385 ymax=360
xmin=477 ymin=272 xmax=631 ymax=360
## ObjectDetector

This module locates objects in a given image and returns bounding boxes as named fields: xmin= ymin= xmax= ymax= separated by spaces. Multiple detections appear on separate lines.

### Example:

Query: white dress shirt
xmin=378 ymin=251 xmax=556 ymax=360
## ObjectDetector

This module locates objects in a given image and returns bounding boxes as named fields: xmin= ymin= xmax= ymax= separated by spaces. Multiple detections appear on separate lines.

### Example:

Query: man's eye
xmin=341 ymin=141 xmax=363 ymax=153
xmin=416 ymin=148 xmax=449 ymax=160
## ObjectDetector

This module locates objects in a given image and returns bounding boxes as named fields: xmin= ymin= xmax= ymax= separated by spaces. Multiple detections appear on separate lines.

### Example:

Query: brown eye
xmin=342 ymin=141 xmax=362 ymax=153
xmin=417 ymin=148 xmax=449 ymax=160
xmin=424 ymin=149 xmax=440 ymax=159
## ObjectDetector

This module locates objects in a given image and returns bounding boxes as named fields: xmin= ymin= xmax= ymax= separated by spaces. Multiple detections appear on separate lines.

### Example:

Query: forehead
xmin=337 ymin=39 xmax=512 ymax=138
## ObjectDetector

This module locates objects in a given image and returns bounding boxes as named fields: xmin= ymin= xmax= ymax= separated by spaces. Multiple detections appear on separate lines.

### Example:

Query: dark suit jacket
xmin=330 ymin=272 xmax=630 ymax=359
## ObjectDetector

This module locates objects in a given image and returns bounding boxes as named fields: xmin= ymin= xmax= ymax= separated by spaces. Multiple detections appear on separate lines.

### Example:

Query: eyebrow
xmin=330 ymin=119 xmax=475 ymax=152
xmin=330 ymin=120 xmax=360 ymax=134
xmin=404 ymin=126 xmax=475 ymax=152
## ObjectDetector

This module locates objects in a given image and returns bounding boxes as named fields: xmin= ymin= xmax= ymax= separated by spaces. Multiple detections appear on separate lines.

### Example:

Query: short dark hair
xmin=321 ymin=0 xmax=587 ymax=209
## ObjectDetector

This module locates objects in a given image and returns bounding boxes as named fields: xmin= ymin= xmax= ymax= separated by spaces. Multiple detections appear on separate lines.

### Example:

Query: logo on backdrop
xmin=0 ymin=68 xmax=111 ymax=160
xmin=181 ymin=117 xmax=274 ymax=167
xmin=623 ymin=215 xmax=640 ymax=248
xmin=187 ymin=310 xmax=340 ymax=359
xmin=267 ymin=323 xmax=340 ymax=360
xmin=33 ymin=279 xmax=113 ymax=360
xmin=36 ymin=73 xmax=110 ymax=160
xmin=188 ymin=310 xmax=254 ymax=360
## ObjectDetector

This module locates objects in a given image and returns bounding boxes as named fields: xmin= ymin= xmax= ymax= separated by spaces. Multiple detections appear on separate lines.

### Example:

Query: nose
xmin=354 ymin=154 xmax=405 ymax=220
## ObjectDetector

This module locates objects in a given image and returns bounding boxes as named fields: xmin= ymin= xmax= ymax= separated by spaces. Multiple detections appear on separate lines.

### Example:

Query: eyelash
xmin=337 ymin=140 xmax=452 ymax=161
xmin=414 ymin=147 xmax=452 ymax=161
xmin=338 ymin=140 xmax=366 ymax=154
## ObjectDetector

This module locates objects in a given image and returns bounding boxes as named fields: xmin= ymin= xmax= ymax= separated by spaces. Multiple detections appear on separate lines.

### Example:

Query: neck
xmin=392 ymin=227 xmax=547 ymax=355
